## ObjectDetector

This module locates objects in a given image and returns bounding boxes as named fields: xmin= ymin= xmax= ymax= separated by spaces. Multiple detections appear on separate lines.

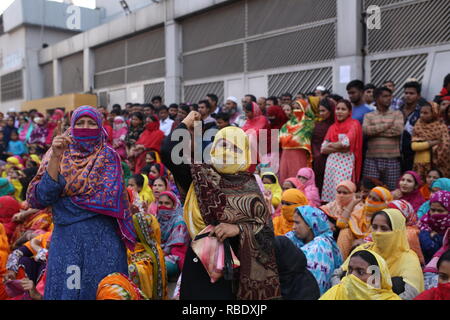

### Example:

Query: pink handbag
xmin=191 ymin=225 xmax=240 ymax=283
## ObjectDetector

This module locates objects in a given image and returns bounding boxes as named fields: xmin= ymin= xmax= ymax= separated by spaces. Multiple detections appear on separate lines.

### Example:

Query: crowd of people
xmin=0 ymin=74 xmax=449 ymax=300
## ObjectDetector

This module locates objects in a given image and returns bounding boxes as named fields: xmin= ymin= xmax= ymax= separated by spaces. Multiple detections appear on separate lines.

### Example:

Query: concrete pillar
xmin=53 ymin=58 xmax=62 ymax=96
xmin=164 ymin=0 xmax=182 ymax=104
xmin=83 ymin=47 xmax=94 ymax=93
xmin=333 ymin=0 xmax=364 ymax=97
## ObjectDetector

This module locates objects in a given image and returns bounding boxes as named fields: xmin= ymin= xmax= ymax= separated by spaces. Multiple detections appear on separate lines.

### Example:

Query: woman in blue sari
xmin=27 ymin=106 xmax=136 ymax=300
xmin=286 ymin=206 xmax=343 ymax=295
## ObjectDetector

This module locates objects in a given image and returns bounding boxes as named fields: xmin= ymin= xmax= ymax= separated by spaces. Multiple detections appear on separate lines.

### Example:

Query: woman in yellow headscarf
xmin=162 ymin=112 xmax=281 ymax=300
xmin=261 ymin=172 xmax=283 ymax=209
xmin=273 ymin=189 xmax=308 ymax=236
xmin=128 ymin=174 xmax=155 ymax=205
xmin=332 ymin=208 xmax=424 ymax=300
xmin=321 ymin=248 xmax=401 ymax=300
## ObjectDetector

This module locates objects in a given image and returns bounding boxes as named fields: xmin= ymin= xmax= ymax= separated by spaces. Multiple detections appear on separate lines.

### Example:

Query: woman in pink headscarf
xmin=112 ymin=116 xmax=128 ymax=160
xmin=296 ymin=168 xmax=321 ymax=207
xmin=392 ymin=171 xmax=426 ymax=213
xmin=45 ymin=109 xmax=65 ymax=146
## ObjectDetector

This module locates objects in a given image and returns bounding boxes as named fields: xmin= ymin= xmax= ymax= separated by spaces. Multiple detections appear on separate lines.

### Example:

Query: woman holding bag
xmin=162 ymin=112 xmax=281 ymax=300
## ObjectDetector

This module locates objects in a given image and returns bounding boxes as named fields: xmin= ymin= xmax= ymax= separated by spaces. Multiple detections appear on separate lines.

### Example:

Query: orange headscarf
xmin=273 ymin=189 xmax=308 ymax=236
xmin=97 ymin=272 xmax=147 ymax=300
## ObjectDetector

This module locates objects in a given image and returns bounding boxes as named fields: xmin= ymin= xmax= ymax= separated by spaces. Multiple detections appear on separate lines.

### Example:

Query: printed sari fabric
xmin=184 ymin=126 xmax=281 ymax=300
xmin=11 ymin=208 xmax=53 ymax=245
xmin=27 ymin=106 xmax=136 ymax=250
xmin=285 ymin=206 xmax=343 ymax=295
xmin=156 ymin=191 xmax=189 ymax=271
xmin=128 ymin=200 xmax=167 ymax=300
xmin=97 ymin=272 xmax=147 ymax=300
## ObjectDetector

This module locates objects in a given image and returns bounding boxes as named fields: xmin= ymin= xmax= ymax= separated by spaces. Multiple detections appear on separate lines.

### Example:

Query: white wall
xmin=96 ymin=0 xmax=154 ymax=22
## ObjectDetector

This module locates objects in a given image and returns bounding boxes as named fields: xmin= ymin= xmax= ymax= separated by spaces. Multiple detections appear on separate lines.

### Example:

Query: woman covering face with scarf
xmin=419 ymin=191 xmax=450 ymax=264
xmin=162 ymin=111 xmax=281 ymax=300
xmin=332 ymin=209 xmax=424 ymax=300
xmin=26 ymin=105 xmax=135 ymax=300
xmin=273 ymin=189 xmax=309 ymax=236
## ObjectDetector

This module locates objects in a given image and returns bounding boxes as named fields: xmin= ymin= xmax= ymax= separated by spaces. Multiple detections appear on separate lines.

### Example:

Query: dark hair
xmin=244 ymin=102 xmax=254 ymax=112
xmin=147 ymin=151 xmax=157 ymax=160
xmin=350 ymin=250 xmax=379 ymax=268
xmin=371 ymin=211 xmax=393 ymax=230
xmin=428 ymin=168 xmax=443 ymax=178
xmin=245 ymin=94 xmax=257 ymax=102
xmin=206 ymin=94 xmax=218 ymax=104
xmin=262 ymin=174 xmax=277 ymax=184
xmin=198 ymin=100 xmax=212 ymax=110
xmin=141 ymin=166 xmax=151 ymax=176
xmin=329 ymin=94 xmax=343 ymax=102
xmin=132 ymin=174 xmax=145 ymax=188
xmin=169 ymin=103 xmax=179 ymax=110
xmin=346 ymin=80 xmax=365 ymax=92
xmin=150 ymin=163 xmax=163 ymax=175
xmin=374 ymin=86 xmax=393 ymax=100
xmin=154 ymin=177 xmax=169 ymax=190
xmin=131 ymin=112 xmax=144 ymax=122
xmin=179 ymin=104 xmax=190 ymax=114
xmin=319 ymin=97 xmax=336 ymax=112
xmin=383 ymin=80 xmax=395 ymax=86
xmin=336 ymin=99 xmax=353 ymax=112
xmin=267 ymin=96 xmax=279 ymax=105
xmin=214 ymin=112 xmax=231 ymax=122
xmin=151 ymin=96 xmax=162 ymax=103
xmin=112 ymin=104 xmax=121 ymax=110
xmin=437 ymin=249 xmax=450 ymax=270
xmin=157 ymin=106 xmax=168 ymax=113
xmin=443 ymin=74 xmax=450 ymax=88
xmin=190 ymin=103 xmax=199 ymax=111
xmin=364 ymin=84 xmax=376 ymax=91
xmin=143 ymin=103 xmax=155 ymax=110
xmin=404 ymin=81 xmax=422 ymax=95
xmin=281 ymin=92 xmax=293 ymax=99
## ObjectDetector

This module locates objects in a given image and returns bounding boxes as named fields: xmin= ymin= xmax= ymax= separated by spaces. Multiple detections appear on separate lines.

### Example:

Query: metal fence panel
xmin=144 ymin=82 xmax=165 ymax=104
xmin=183 ymin=81 xmax=224 ymax=104
xmin=268 ymin=67 xmax=333 ymax=97
xmin=126 ymin=60 xmax=165 ymax=84
xmin=248 ymin=0 xmax=336 ymax=36
xmin=247 ymin=24 xmax=335 ymax=71
xmin=61 ymin=52 xmax=84 ymax=94
xmin=127 ymin=28 xmax=165 ymax=65
xmin=94 ymin=69 xmax=126 ymax=89
xmin=41 ymin=62 xmax=53 ymax=98
xmin=1 ymin=70 xmax=23 ymax=102
xmin=369 ymin=54 xmax=428 ymax=98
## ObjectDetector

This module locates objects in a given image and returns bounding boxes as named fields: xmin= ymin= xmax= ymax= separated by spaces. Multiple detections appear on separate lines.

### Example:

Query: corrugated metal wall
xmin=1 ymin=70 xmax=23 ymax=102
xmin=369 ymin=54 xmax=428 ymax=97
xmin=184 ymin=81 xmax=224 ymax=105
xmin=181 ymin=0 xmax=337 ymax=101
xmin=269 ymin=67 xmax=333 ymax=97
xmin=366 ymin=0 xmax=450 ymax=54
xmin=94 ymin=27 xmax=165 ymax=89
xmin=144 ymin=82 xmax=165 ymax=104
xmin=61 ymin=52 xmax=84 ymax=94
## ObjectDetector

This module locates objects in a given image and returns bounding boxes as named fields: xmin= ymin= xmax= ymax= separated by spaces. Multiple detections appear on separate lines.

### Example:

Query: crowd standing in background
xmin=0 ymin=74 xmax=450 ymax=300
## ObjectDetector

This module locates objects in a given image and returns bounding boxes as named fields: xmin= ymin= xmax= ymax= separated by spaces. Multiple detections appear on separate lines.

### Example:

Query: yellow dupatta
xmin=183 ymin=127 xmax=251 ymax=239
xmin=346 ymin=209 xmax=424 ymax=294
xmin=138 ymin=174 xmax=155 ymax=205
xmin=321 ymin=248 xmax=401 ymax=300
xmin=261 ymin=172 xmax=283 ymax=209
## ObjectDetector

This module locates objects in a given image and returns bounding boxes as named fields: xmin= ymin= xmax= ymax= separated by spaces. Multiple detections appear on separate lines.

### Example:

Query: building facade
xmin=2 ymin=0 xmax=450 ymax=112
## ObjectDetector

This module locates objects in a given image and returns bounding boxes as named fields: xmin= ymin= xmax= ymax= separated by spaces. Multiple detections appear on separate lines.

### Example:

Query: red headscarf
xmin=414 ymin=283 xmax=450 ymax=300
xmin=136 ymin=116 xmax=165 ymax=152
xmin=267 ymin=105 xmax=289 ymax=130
xmin=134 ymin=116 xmax=165 ymax=174
xmin=0 ymin=196 xmax=21 ymax=240
xmin=324 ymin=101 xmax=363 ymax=184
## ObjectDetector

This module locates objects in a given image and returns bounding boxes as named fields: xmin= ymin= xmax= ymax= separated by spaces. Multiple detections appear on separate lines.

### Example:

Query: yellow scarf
xmin=262 ymin=172 xmax=282 ymax=209
xmin=138 ymin=174 xmax=155 ymax=205
xmin=184 ymin=127 xmax=251 ymax=239
xmin=321 ymin=249 xmax=401 ymax=300
xmin=347 ymin=209 xmax=424 ymax=294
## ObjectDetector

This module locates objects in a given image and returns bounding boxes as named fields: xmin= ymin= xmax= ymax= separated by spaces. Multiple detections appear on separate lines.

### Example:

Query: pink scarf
xmin=297 ymin=168 xmax=321 ymax=207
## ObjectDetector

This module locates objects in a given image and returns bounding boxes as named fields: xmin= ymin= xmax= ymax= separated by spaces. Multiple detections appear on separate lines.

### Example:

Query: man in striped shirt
xmin=362 ymin=87 xmax=404 ymax=190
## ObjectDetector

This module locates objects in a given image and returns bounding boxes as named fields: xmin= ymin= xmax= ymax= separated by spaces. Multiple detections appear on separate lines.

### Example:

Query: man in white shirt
xmin=158 ymin=106 xmax=174 ymax=136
